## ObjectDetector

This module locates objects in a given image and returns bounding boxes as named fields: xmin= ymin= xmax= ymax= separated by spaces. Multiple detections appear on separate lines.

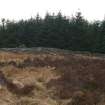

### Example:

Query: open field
xmin=0 ymin=48 xmax=105 ymax=105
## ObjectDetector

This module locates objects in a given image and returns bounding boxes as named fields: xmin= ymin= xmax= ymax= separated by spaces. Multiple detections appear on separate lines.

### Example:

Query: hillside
xmin=0 ymin=48 xmax=105 ymax=105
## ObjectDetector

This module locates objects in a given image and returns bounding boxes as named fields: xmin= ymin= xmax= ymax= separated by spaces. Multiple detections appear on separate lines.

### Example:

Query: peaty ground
xmin=0 ymin=48 xmax=104 ymax=105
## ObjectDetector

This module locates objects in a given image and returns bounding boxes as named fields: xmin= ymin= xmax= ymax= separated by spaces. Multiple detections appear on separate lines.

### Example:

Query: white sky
xmin=0 ymin=0 xmax=105 ymax=21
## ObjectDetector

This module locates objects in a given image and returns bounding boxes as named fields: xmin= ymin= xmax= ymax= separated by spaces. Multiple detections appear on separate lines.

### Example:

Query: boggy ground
xmin=0 ymin=49 xmax=105 ymax=105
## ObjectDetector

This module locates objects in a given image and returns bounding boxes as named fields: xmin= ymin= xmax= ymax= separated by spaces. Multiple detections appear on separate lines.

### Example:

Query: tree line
xmin=0 ymin=12 xmax=105 ymax=53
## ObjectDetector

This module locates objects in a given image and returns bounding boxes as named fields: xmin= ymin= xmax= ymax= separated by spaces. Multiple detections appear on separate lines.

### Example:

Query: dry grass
xmin=0 ymin=49 xmax=105 ymax=105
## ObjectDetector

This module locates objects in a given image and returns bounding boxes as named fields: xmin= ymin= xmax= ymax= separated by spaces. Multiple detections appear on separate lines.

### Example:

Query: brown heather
xmin=0 ymin=50 xmax=104 ymax=105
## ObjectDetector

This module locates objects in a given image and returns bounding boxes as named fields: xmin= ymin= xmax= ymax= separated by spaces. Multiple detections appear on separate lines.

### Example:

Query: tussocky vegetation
xmin=0 ymin=12 xmax=105 ymax=53
xmin=0 ymin=49 xmax=105 ymax=105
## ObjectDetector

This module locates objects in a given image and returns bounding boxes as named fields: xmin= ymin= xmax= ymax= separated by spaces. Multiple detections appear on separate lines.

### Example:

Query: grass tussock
xmin=0 ymin=50 xmax=104 ymax=105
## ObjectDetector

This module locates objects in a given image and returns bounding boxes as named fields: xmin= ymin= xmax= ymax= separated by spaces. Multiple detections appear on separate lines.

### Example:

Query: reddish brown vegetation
xmin=47 ymin=54 xmax=105 ymax=104
xmin=0 ymin=51 xmax=105 ymax=104
xmin=6 ymin=81 xmax=34 ymax=95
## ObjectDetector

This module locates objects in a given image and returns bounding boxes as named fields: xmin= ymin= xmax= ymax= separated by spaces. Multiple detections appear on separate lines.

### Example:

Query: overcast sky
xmin=0 ymin=0 xmax=105 ymax=21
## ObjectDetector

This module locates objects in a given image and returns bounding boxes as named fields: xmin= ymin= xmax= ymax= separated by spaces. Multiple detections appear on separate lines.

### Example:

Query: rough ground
xmin=0 ymin=48 xmax=105 ymax=105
